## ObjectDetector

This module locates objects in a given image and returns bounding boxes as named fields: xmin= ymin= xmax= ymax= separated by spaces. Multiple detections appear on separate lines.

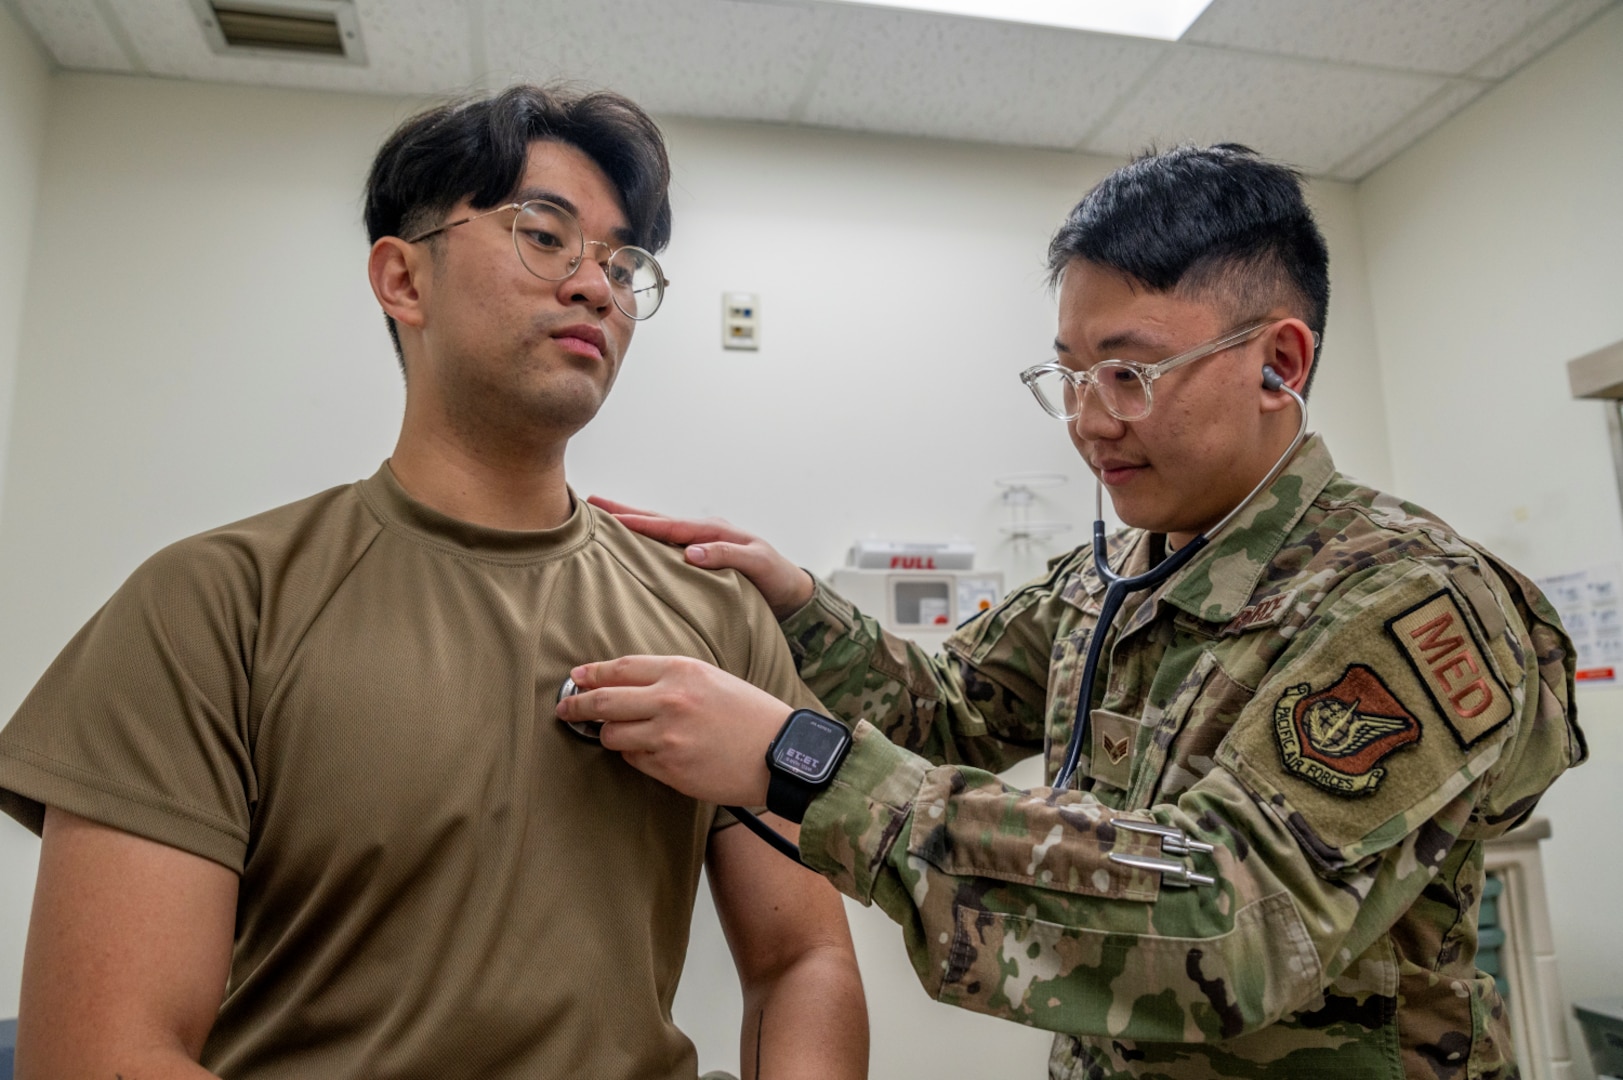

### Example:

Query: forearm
xmin=798 ymin=725 xmax=1356 ymax=1039
xmin=799 ymin=725 xmax=1486 ymax=1041
xmin=18 ymin=1039 xmax=221 ymax=1080
xmin=782 ymin=578 xmax=1043 ymax=772
xmin=741 ymin=942 xmax=868 ymax=1080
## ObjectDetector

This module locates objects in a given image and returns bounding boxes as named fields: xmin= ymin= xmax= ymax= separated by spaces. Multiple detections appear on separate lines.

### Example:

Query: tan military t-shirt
xmin=0 ymin=464 xmax=820 ymax=1080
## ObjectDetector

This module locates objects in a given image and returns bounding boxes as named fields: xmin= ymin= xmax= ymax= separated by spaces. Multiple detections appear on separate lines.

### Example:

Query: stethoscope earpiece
xmin=1262 ymin=364 xmax=1284 ymax=391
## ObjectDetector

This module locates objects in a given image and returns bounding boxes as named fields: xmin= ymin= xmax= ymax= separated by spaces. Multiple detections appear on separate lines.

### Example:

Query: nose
xmin=1071 ymin=380 xmax=1126 ymax=442
xmin=557 ymin=243 xmax=614 ymax=314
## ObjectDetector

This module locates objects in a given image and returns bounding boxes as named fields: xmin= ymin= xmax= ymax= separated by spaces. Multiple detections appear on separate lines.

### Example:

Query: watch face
xmin=773 ymin=712 xmax=848 ymax=783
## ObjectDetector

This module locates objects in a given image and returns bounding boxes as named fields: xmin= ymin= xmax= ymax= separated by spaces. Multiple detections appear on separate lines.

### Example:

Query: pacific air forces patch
xmin=1273 ymin=664 xmax=1421 ymax=795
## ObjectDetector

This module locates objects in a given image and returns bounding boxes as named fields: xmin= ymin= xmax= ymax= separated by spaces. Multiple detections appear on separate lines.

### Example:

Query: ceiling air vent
xmin=190 ymin=0 xmax=367 ymax=64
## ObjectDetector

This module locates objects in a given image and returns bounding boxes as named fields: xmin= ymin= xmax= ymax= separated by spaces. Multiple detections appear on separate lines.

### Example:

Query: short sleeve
xmin=0 ymin=538 xmax=259 ymax=871
xmin=1216 ymin=558 xmax=1525 ymax=872
xmin=708 ymin=570 xmax=823 ymax=833
xmin=737 ymin=573 xmax=825 ymax=716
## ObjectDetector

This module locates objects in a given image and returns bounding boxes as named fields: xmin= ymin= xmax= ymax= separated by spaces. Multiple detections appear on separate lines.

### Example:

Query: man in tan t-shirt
xmin=0 ymin=85 xmax=868 ymax=1080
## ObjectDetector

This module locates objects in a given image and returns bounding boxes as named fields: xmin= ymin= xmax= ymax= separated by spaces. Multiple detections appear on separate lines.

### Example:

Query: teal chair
xmin=1478 ymin=874 xmax=1508 ymax=1000
xmin=0 ymin=1017 xmax=14 ymax=1080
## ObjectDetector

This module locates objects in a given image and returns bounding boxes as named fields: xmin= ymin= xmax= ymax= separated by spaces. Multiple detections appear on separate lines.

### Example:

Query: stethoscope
xmin=1052 ymin=365 xmax=1308 ymax=790
xmin=558 ymin=366 xmax=1308 ymax=869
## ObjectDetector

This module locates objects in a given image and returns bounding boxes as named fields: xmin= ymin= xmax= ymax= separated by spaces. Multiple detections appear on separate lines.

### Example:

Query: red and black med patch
xmin=1386 ymin=590 xmax=1513 ymax=750
xmin=1273 ymin=664 xmax=1422 ymax=796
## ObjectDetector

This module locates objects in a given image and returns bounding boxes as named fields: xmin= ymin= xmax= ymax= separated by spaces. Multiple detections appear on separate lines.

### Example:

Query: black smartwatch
xmin=764 ymin=709 xmax=852 ymax=824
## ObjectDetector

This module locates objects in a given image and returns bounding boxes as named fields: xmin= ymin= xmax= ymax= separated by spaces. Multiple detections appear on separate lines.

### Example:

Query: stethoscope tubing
xmin=1053 ymin=529 xmax=1210 ymax=788
xmin=725 ymin=805 xmax=809 ymax=866
xmin=1055 ymin=386 xmax=1308 ymax=791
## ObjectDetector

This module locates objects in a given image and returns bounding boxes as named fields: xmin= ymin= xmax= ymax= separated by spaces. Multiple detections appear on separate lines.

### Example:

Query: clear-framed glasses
xmin=1020 ymin=318 xmax=1292 ymax=422
xmin=404 ymin=199 xmax=669 ymax=321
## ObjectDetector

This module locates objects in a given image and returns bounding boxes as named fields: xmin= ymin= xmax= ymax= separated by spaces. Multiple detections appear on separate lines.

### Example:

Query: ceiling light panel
xmin=810 ymin=0 xmax=1217 ymax=39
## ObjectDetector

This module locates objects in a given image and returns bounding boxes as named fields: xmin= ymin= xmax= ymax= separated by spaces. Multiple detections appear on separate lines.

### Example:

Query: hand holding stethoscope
xmin=563 ymin=338 xmax=1311 ymax=871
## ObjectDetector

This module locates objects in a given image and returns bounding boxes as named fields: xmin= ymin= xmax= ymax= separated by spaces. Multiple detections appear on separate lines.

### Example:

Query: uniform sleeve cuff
xmin=797 ymin=719 xmax=928 ymax=904
xmin=779 ymin=576 xmax=859 ymax=637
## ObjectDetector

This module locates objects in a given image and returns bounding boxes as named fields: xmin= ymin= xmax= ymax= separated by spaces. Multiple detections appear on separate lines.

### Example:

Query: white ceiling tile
xmin=98 ymin=0 xmax=476 ymax=96
xmin=1185 ymin=0 xmax=1573 ymax=75
xmin=1085 ymin=46 xmax=1449 ymax=173
xmin=14 ymin=0 xmax=1612 ymax=179
xmin=1325 ymin=79 xmax=1488 ymax=179
xmin=484 ymin=0 xmax=834 ymax=123
xmin=14 ymin=0 xmax=132 ymax=71
xmin=1468 ymin=0 xmax=1618 ymax=77
xmin=800 ymin=8 xmax=1165 ymax=148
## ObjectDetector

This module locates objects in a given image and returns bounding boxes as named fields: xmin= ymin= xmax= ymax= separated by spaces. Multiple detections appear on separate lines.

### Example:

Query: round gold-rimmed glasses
xmin=405 ymin=199 xmax=669 ymax=321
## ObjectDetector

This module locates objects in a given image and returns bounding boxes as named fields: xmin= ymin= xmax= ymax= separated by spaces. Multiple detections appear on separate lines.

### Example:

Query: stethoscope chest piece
xmin=558 ymin=676 xmax=604 ymax=741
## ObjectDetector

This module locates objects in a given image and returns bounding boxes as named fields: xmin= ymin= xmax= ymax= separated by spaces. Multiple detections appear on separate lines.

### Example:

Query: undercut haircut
xmin=1046 ymin=144 xmax=1330 ymax=395
xmin=364 ymin=84 xmax=673 ymax=365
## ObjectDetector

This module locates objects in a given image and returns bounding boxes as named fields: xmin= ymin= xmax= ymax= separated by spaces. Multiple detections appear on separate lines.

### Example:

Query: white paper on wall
xmin=1534 ymin=563 xmax=1623 ymax=683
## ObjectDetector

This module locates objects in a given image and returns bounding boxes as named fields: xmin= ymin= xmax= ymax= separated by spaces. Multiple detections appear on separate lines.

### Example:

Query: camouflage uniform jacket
xmin=784 ymin=435 xmax=1585 ymax=1080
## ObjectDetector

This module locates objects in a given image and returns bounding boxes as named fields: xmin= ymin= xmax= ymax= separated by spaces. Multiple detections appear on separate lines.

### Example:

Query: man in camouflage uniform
xmin=560 ymin=144 xmax=1587 ymax=1079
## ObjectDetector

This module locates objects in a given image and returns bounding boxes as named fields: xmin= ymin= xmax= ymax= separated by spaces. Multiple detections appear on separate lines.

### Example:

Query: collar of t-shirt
xmin=359 ymin=462 xmax=595 ymax=564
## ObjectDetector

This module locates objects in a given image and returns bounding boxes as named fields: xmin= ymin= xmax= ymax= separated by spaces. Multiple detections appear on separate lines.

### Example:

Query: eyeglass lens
xmin=1029 ymin=362 xmax=1151 ymax=421
xmin=511 ymin=202 xmax=664 ymax=320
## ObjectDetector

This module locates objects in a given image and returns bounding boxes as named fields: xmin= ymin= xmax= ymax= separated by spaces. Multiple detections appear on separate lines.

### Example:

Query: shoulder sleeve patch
xmin=1387 ymin=590 xmax=1513 ymax=749
xmin=1273 ymin=664 xmax=1421 ymax=796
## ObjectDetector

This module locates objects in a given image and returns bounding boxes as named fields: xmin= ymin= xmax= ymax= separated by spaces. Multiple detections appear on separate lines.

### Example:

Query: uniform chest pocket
xmin=1134 ymin=650 xmax=1257 ymax=805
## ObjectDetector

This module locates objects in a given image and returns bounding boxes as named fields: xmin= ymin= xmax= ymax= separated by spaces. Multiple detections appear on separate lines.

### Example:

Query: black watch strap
xmin=767 ymin=768 xmax=817 ymax=824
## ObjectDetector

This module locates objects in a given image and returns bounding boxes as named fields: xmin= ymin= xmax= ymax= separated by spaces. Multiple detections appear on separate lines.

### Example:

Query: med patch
xmin=1387 ymin=590 xmax=1513 ymax=749
xmin=1273 ymin=664 xmax=1421 ymax=795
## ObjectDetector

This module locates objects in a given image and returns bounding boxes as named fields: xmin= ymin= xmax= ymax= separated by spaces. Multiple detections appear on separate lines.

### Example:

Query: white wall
xmin=0 ymin=0 xmax=53 ymax=1029
xmin=0 ymin=2 xmax=50 ymax=513
xmin=1357 ymin=8 xmax=1623 ymax=1077
xmin=0 ymin=72 xmax=1392 ymax=1071
xmin=0 ymin=72 xmax=417 ymax=1021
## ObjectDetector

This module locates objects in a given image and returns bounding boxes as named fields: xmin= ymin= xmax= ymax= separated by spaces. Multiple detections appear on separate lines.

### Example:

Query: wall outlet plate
xmin=723 ymin=292 xmax=760 ymax=350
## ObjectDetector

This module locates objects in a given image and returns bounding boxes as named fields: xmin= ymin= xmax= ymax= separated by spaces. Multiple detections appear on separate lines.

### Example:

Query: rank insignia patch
xmin=1101 ymin=732 xmax=1130 ymax=765
xmin=1273 ymin=664 xmax=1421 ymax=795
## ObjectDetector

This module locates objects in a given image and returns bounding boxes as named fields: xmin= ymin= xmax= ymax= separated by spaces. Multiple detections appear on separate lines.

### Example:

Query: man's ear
xmin=1260 ymin=318 xmax=1315 ymax=411
xmin=369 ymin=236 xmax=428 ymax=333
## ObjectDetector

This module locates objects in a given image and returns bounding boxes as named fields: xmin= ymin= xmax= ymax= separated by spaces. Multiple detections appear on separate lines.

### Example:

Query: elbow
xmin=925 ymin=891 xmax=1323 ymax=1042
xmin=740 ymin=936 xmax=863 ymax=999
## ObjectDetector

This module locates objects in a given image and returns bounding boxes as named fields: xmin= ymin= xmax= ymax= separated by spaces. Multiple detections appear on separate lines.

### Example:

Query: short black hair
xmin=1047 ymin=144 xmax=1329 ymax=394
xmin=364 ymin=84 xmax=673 ymax=364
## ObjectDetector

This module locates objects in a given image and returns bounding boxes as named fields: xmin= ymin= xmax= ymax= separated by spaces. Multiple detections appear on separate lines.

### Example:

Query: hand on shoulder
xmin=588 ymin=496 xmax=815 ymax=618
